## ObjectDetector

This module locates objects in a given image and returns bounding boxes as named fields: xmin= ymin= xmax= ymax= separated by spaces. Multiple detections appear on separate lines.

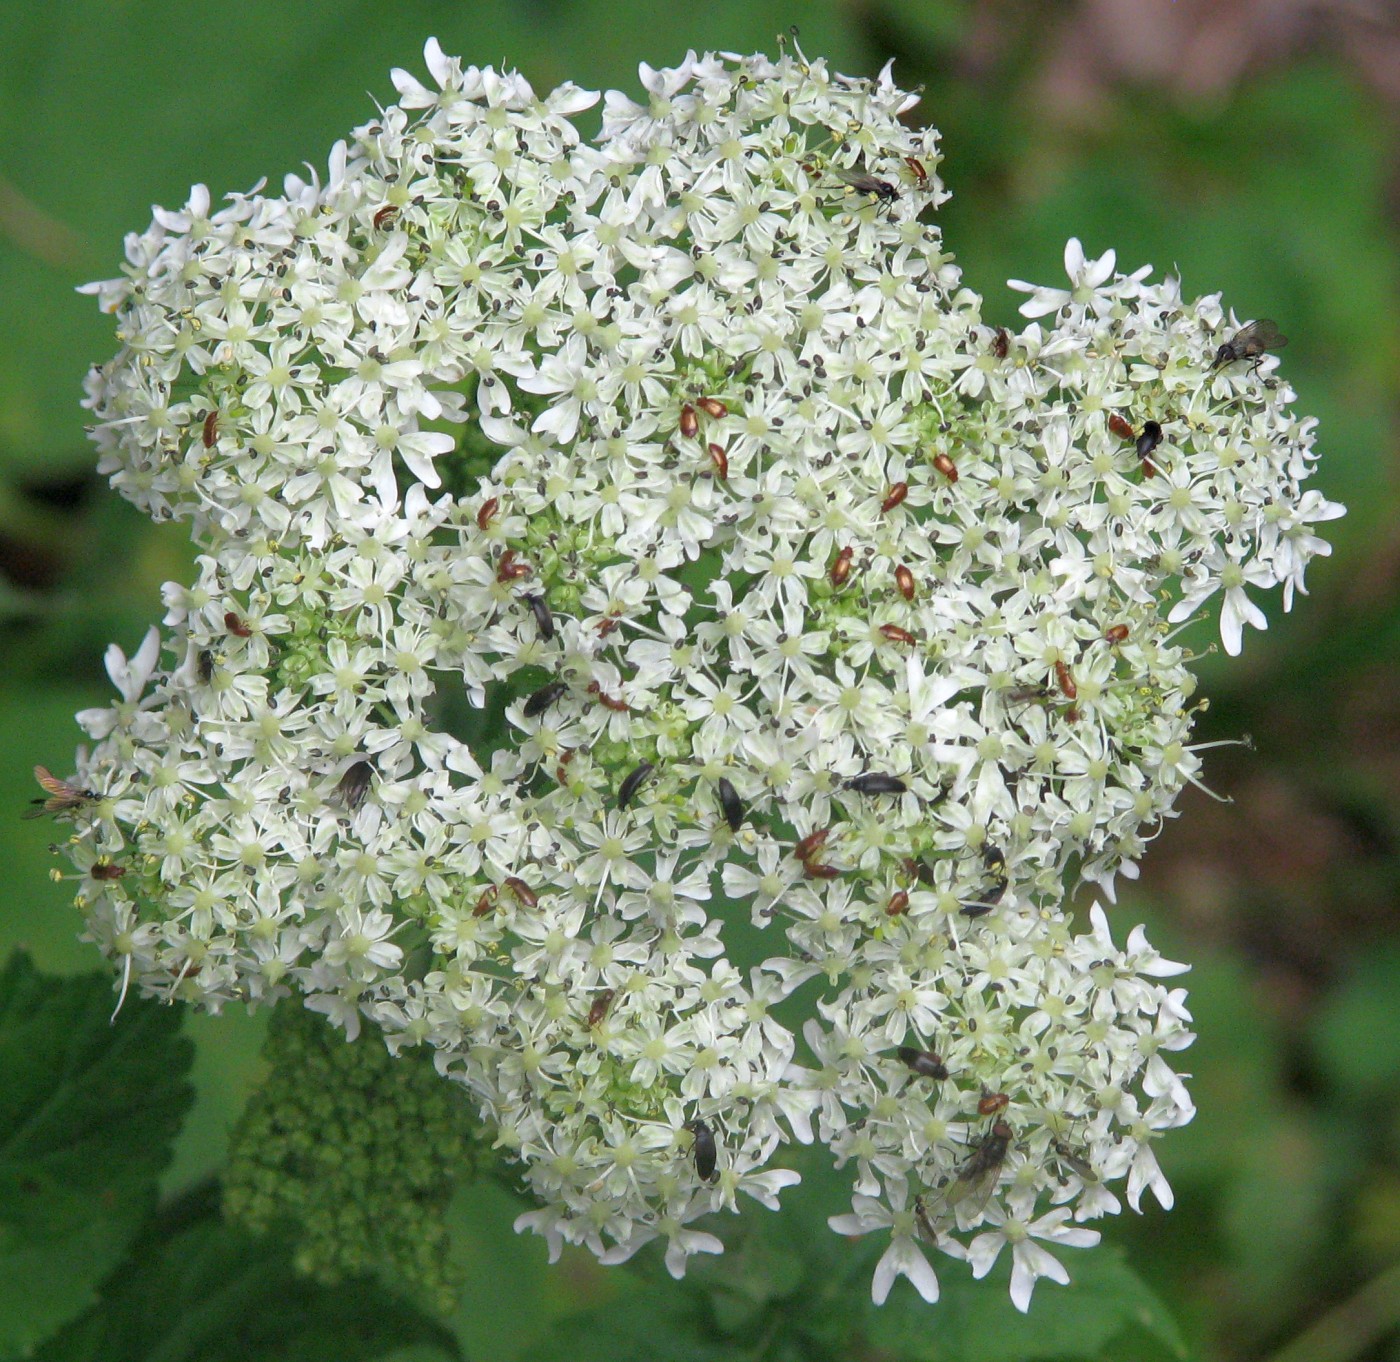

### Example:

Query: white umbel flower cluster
xmin=59 ymin=39 xmax=1340 ymax=1309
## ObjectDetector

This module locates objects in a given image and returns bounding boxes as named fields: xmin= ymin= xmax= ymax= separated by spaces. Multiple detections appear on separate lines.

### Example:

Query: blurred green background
xmin=2 ymin=2 xmax=1397 ymax=1359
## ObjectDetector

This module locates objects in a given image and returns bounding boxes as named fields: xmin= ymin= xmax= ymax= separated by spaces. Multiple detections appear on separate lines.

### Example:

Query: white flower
xmin=1167 ymin=548 xmax=1279 ymax=656
xmin=829 ymin=1182 xmax=955 ymax=1305
xmin=1008 ymin=237 xmax=1150 ymax=319
xmin=967 ymin=1200 xmax=1101 ymax=1312
xmin=59 ymin=34 xmax=1339 ymax=1312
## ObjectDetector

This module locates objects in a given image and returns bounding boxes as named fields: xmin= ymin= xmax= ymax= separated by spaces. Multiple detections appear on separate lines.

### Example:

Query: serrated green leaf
xmin=0 ymin=951 xmax=195 ymax=1356
xmin=33 ymin=1183 xmax=462 ymax=1362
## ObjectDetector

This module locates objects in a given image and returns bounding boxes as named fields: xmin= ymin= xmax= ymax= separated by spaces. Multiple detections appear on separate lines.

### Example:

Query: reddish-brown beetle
xmin=880 ymin=624 xmax=916 ymax=646
xmin=881 ymin=481 xmax=909 ymax=513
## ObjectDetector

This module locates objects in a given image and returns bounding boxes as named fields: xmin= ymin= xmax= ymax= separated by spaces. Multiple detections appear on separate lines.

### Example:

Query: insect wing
xmin=941 ymin=1121 xmax=1011 ymax=1226
xmin=914 ymin=1193 xmax=942 ymax=1246
xmin=33 ymin=766 xmax=72 ymax=799
xmin=25 ymin=765 xmax=96 ymax=818
xmin=832 ymin=167 xmax=897 ymax=203
xmin=1237 ymin=318 xmax=1287 ymax=358
xmin=335 ymin=760 xmax=374 ymax=812
xmin=1052 ymin=1140 xmax=1097 ymax=1182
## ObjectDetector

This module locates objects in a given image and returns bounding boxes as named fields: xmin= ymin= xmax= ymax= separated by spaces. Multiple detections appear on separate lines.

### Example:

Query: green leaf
xmin=530 ymin=1281 xmax=730 ymax=1362
xmin=33 ymin=1183 xmax=462 ymax=1362
xmin=860 ymin=1244 xmax=1190 ymax=1362
xmin=0 ymin=950 xmax=195 ymax=1357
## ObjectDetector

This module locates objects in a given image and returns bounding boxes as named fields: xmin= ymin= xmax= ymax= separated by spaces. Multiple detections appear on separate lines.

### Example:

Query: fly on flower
xmin=1210 ymin=319 xmax=1287 ymax=372
xmin=940 ymin=1118 xmax=1014 ymax=1225
xmin=1135 ymin=421 xmax=1163 ymax=462
xmin=334 ymin=759 xmax=374 ymax=813
xmin=1051 ymin=1139 xmax=1098 ymax=1183
xmin=831 ymin=163 xmax=899 ymax=210
xmin=914 ymin=1193 xmax=943 ymax=1246
xmin=25 ymin=765 xmax=99 ymax=820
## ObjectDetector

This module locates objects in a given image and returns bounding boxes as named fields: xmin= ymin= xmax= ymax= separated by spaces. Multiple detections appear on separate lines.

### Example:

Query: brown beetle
xmin=587 ymin=989 xmax=616 ymax=1028
xmin=881 ymin=482 xmax=909 ymax=513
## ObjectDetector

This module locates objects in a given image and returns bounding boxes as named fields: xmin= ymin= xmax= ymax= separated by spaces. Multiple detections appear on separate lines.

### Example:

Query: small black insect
xmin=1135 ymin=420 xmax=1163 ymax=460
xmin=833 ymin=165 xmax=899 ymax=206
xmin=914 ymin=1193 xmax=940 ymax=1245
xmin=716 ymin=777 xmax=744 ymax=832
xmin=961 ymin=845 xmax=1008 ymax=918
xmin=1210 ymin=319 xmax=1287 ymax=371
xmin=523 ymin=680 xmax=568 ymax=719
xmin=196 ymin=649 xmax=215 ymax=684
xmin=685 ymin=1118 xmax=719 ymax=1182
xmin=335 ymin=759 xmax=374 ymax=812
xmin=617 ymin=761 xmax=655 ymax=810
xmin=1052 ymin=1139 xmax=1097 ymax=1182
xmin=897 ymin=1045 xmax=949 ymax=1081
xmin=845 ymin=772 xmax=908 ymax=796
xmin=525 ymin=593 xmax=555 ymax=642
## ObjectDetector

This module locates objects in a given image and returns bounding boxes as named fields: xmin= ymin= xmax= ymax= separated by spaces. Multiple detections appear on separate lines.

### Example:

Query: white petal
xmin=828 ymin=1212 xmax=868 ymax=1236
xmin=424 ymin=37 xmax=454 ymax=88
